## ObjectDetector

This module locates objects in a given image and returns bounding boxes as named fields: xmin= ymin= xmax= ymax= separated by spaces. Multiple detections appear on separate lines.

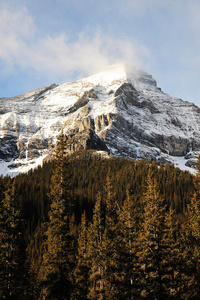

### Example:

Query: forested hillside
xmin=1 ymin=135 xmax=200 ymax=299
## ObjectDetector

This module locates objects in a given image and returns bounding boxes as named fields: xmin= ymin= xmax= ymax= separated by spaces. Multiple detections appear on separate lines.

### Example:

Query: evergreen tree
xmin=118 ymin=187 xmax=141 ymax=299
xmin=162 ymin=207 xmax=183 ymax=299
xmin=87 ymin=192 xmax=104 ymax=300
xmin=52 ymin=130 xmax=69 ymax=202
xmin=0 ymin=148 xmax=195 ymax=299
xmin=26 ymin=224 xmax=45 ymax=300
xmin=0 ymin=181 xmax=26 ymax=299
xmin=187 ymin=155 xmax=200 ymax=239
xmin=139 ymin=169 xmax=167 ymax=299
xmin=73 ymin=211 xmax=89 ymax=300
xmin=183 ymin=154 xmax=200 ymax=299
xmin=101 ymin=169 xmax=123 ymax=299
xmin=39 ymin=131 xmax=75 ymax=299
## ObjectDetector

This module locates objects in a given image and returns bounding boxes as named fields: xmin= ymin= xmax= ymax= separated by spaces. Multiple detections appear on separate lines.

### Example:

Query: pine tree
xmin=187 ymin=155 xmax=200 ymax=240
xmin=73 ymin=211 xmax=89 ymax=300
xmin=26 ymin=224 xmax=45 ymax=300
xmin=182 ymin=154 xmax=200 ymax=299
xmin=139 ymin=169 xmax=167 ymax=299
xmin=87 ymin=192 xmax=104 ymax=300
xmin=101 ymin=169 xmax=123 ymax=299
xmin=52 ymin=130 xmax=69 ymax=203
xmin=162 ymin=207 xmax=183 ymax=299
xmin=39 ymin=131 xmax=75 ymax=299
xmin=118 ymin=187 xmax=141 ymax=299
xmin=0 ymin=181 xmax=26 ymax=299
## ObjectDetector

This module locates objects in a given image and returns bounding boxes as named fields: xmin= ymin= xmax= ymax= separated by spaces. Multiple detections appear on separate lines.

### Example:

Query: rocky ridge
xmin=0 ymin=64 xmax=200 ymax=176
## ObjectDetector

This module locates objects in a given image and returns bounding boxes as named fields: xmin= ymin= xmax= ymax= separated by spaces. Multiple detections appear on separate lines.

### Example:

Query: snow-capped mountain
xmin=1 ymin=64 xmax=200 ymax=176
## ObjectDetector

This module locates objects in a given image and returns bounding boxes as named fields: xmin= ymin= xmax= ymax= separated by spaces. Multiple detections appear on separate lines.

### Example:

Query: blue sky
xmin=0 ymin=0 xmax=200 ymax=106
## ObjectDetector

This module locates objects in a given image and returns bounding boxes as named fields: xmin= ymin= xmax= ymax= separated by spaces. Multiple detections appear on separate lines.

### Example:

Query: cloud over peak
xmin=0 ymin=7 xmax=145 ymax=81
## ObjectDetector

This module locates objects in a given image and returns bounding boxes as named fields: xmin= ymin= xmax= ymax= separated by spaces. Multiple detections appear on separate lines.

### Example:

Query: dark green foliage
xmin=0 ymin=181 xmax=26 ymax=299
xmin=0 ymin=149 xmax=198 ymax=299
xmin=38 ymin=132 xmax=75 ymax=299
xmin=12 ymin=150 xmax=194 ymax=236
xmin=101 ymin=170 xmax=125 ymax=299
xmin=87 ymin=192 xmax=104 ymax=300
xmin=139 ymin=170 xmax=170 ymax=299
xmin=15 ymin=162 xmax=53 ymax=236
xmin=73 ymin=211 xmax=90 ymax=300
xmin=181 ymin=155 xmax=200 ymax=299
xmin=117 ymin=188 xmax=141 ymax=299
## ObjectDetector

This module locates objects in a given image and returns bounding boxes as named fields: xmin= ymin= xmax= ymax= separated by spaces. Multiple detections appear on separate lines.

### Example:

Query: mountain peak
xmin=80 ymin=63 xmax=128 ymax=86
xmin=0 ymin=65 xmax=198 ymax=176
xmin=81 ymin=63 xmax=158 ymax=91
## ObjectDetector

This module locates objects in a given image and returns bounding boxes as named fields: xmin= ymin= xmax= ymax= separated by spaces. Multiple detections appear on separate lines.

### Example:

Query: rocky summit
xmin=1 ymin=64 xmax=200 ymax=176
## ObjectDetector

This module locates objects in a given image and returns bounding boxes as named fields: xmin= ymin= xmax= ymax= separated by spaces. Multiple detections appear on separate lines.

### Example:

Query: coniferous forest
xmin=1 ymin=134 xmax=200 ymax=299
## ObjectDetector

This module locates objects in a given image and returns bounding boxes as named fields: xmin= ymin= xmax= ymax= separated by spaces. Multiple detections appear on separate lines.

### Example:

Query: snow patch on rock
xmin=0 ymin=64 xmax=200 ymax=176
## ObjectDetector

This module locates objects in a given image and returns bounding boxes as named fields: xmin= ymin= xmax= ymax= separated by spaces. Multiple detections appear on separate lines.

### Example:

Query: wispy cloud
xmin=0 ymin=7 xmax=148 ymax=80
xmin=31 ymin=32 xmax=143 ymax=75
xmin=0 ymin=8 xmax=35 ymax=66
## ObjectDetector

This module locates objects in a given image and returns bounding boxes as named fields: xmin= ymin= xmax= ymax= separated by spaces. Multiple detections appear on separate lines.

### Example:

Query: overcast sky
xmin=0 ymin=0 xmax=200 ymax=106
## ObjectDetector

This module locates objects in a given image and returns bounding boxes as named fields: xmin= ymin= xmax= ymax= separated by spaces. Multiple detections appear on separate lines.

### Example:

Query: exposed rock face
xmin=65 ymin=129 xmax=109 ymax=153
xmin=1 ymin=64 xmax=200 ymax=176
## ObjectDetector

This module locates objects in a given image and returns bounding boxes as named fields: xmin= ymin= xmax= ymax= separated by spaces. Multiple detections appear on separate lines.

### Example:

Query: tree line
xmin=0 ymin=133 xmax=200 ymax=299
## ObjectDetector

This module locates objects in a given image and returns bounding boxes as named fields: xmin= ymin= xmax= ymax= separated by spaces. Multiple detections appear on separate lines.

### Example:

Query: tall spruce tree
xmin=118 ymin=187 xmax=141 ymax=299
xmin=87 ymin=192 xmax=104 ymax=300
xmin=162 ymin=207 xmax=183 ymax=299
xmin=183 ymin=154 xmax=200 ymax=299
xmin=139 ymin=169 xmax=167 ymax=299
xmin=73 ymin=211 xmax=89 ymax=300
xmin=39 ymin=131 xmax=75 ymax=299
xmin=187 ymin=155 xmax=200 ymax=240
xmin=0 ymin=181 xmax=26 ymax=299
xmin=101 ymin=169 xmax=123 ymax=299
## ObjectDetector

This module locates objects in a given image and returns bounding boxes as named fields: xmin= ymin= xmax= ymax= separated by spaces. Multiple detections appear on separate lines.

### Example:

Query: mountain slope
xmin=0 ymin=64 xmax=199 ymax=176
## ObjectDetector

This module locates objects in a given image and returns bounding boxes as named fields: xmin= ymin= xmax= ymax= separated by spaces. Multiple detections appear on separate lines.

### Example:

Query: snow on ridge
xmin=0 ymin=154 xmax=48 ymax=178
xmin=1 ymin=64 xmax=200 ymax=177
xmin=79 ymin=63 xmax=145 ymax=88
xmin=81 ymin=64 xmax=127 ymax=85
